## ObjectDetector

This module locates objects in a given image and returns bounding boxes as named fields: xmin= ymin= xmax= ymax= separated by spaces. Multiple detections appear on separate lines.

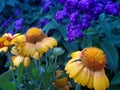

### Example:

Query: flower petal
xmin=93 ymin=69 xmax=109 ymax=90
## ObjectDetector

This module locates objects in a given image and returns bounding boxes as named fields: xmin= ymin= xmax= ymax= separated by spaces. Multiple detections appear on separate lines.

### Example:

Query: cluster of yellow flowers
xmin=0 ymin=27 xmax=110 ymax=90
xmin=0 ymin=27 xmax=57 ymax=67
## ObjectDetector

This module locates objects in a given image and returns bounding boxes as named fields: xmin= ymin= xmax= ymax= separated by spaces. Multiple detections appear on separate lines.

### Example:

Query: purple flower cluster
xmin=55 ymin=0 xmax=120 ymax=41
xmin=14 ymin=18 xmax=24 ymax=31
xmin=40 ymin=0 xmax=54 ymax=12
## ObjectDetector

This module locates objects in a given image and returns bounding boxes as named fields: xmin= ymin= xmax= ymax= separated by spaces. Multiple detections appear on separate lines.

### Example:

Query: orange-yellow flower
xmin=65 ymin=47 xmax=109 ymax=90
xmin=54 ymin=70 xmax=71 ymax=90
xmin=0 ymin=33 xmax=23 ymax=52
xmin=21 ymin=27 xmax=57 ymax=59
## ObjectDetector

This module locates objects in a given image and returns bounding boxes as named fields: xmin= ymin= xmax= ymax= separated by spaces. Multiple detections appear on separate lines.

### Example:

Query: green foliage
xmin=99 ymin=38 xmax=119 ymax=71
xmin=0 ymin=0 xmax=5 ymax=13
xmin=2 ymin=81 xmax=16 ymax=90
xmin=0 ymin=70 xmax=12 ymax=88
xmin=17 ymin=63 xmax=24 ymax=84
xmin=111 ymin=71 xmax=120 ymax=85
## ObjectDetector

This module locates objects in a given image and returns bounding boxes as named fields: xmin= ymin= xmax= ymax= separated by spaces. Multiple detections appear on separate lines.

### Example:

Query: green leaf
xmin=75 ymin=84 xmax=81 ymax=90
xmin=85 ymin=27 xmax=98 ymax=35
xmin=99 ymin=38 xmax=119 ymax=71
xmin=62 ymin=41 xmax=78 ymax=51
xmin=81 ymin=38 xmax=92 ymax=49
xmin=43 ymin=20 xmax=58 ymax=34
xmin=17 ymin=63 xmax=24 ymax=84
xmin=2 ymin=81 xmax=16 ymax=90
xmin=109 ymin=35 xmax=120 ymax=45
xmin=99 ymin=13 xmax=106 ymax=22
xmin=6 ymin=0 xmax=16 ymax=6
xmin=0 ymin=0 xmax=5 ymax=13
xmin=31 ymin=68 xmax=39 ymax=79
xmin=111 ymin=71 xmax=120 ymax=85
xmin=0 ymin=70 xmax=12 ymax=88
xmin=57 ymin=24 xmax=67 ymax=39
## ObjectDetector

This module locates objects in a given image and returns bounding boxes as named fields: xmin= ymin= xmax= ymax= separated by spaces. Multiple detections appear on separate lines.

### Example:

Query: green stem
xmin=7 ymin=51 xmax=16 ymax=85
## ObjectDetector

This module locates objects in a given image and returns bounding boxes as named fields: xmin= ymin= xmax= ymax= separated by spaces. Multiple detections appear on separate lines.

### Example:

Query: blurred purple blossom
xmin=70 ymin=11 xmax=79 ymax=23
xmin=14 ymin=18 xmax=24 ymax=31
xmin=105 ymin=3 xmax=120 ymax=16
xmin=41 ymin=0 xmax=54 ymax=12
xmin=55 ymin=10 xmax=68 ymax=22
xmin=67 ymin=23 xmax=84 ymax=41
xmin=38 ymin=18 xmax=50 ymax=28
xmin=14 ymin=9 xmax=22 ymax=17
xmin=1 ymin=17 xmax=13 ymax=27
xmin=65 ymin=0 xmax=78 ymax=8
xmin=56 ymin=0 xmax=66 ymax=4
xmin=77 ymin=0 xmax=95 ymax=11
xmin=8 ymin=30 xmax=15 ymax=34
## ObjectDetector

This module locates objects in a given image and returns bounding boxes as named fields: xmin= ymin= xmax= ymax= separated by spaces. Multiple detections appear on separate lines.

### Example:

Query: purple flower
xmin=105 ymin=3 xmax=120 ymax=16
xmin=65 ymin=0 xmax=78 ymax=8
xmin=56 ymin=0 xmax=66 ymax=4
xmin=14 ymin=9 xmax=21 ymax=17
xmin=70 ymin=11 xmax=79 ymax=23
xmin=91 ymin=4 xmax=104 ymax=15
xmin=41 ymin=0 xmax=53 ymax=12
xmin=100 ymin=0 xmax=113 ymax=4
xmin=81 ymin=13 xmax=93 ymax=22
xmin=1 ymin=17 xmax=13 ymax=27
xmin=38 ymin=19 xmax=49 ymax=28
xmin=77 ymin=0 xmax=95 ymax=11
xmin=55 ymin=10 xmax=68 ymax=22
xmin=8 ymin=30 xmax=15 ymax=34
xmin=81 ymin=20 xmax=91 ymax=30
xmin=67 ymin=23 xmax=84 ymax=41
xmin=14 ymin=18 xmax=24 ymax=31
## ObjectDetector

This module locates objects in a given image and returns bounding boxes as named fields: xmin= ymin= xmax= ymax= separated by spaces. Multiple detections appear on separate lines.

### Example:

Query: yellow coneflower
xmin=22 ymin=27 xmax=57 ymax=59
xmin=65 ymin=47 xmax=109 ymax=90
xmin=54 ymin=70 xmax=71 ymax=90
xmin=10 ymin=27 xmax=57 ymax=67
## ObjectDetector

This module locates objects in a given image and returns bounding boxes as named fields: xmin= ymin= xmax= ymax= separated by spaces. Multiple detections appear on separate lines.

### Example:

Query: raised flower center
xmin=26 ymin=27 xmax=46 ymax=43
xmin=80 ymin=47 xmax=106 ymax=71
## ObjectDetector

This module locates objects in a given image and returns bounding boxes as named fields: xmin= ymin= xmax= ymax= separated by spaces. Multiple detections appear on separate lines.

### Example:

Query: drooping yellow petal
xmin=76 ymin=67 xmax=90 ymax=86
xmin=42 ymin=37 xmax=57 ymax=48
xmin=23 ymin=57 xmax=30 ymax=67
xmin=65 ymin=61 xmax=83 ymax=78
xmin=24 ymin=43 xmax=36 ymax=56
xmin=32 ymin=51 xmax=40 ymax=60
xmin=12 ymin=55 xmax=24 ymax=67
xmin=87 ymin=70 xmax=94 ymax=89
xmin=93 ymin=69 xmax=109 ymax=90
xmin=35 ymin=41 xmax=49 ymax=53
